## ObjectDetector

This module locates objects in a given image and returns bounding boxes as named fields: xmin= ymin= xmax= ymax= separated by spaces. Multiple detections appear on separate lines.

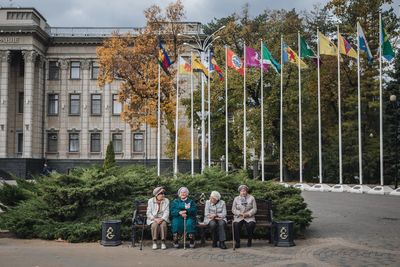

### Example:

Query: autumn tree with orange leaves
xmin=97 ymin=0 xmax=185 ymax=136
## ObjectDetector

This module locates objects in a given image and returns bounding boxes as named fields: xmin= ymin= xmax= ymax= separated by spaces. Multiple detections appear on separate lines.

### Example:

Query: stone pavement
xmin=1 ymin=191 xmax=399 ymax=267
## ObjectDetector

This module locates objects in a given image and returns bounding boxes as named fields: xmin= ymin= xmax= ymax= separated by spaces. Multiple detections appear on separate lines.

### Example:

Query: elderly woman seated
xmin=232 ymin=184 xmax=257 ymax=248
xmin=146 ymin=186 xmax=169 ymax=250
xmin=170 ymin=187 xmax=197 ymax=248
xmin=204 ymin=191 xmax=227 ymax=249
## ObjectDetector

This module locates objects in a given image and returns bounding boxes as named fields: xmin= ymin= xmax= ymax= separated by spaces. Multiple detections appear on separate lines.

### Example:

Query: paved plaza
xmin=1 ymin=191 xmax=399 ymax=267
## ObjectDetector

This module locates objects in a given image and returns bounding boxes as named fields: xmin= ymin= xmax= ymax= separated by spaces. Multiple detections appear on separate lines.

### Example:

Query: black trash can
xmin=273 ymin=220 xmax=295 ymax=247
xmin=101 ymin=220 xmax=122 ymax=246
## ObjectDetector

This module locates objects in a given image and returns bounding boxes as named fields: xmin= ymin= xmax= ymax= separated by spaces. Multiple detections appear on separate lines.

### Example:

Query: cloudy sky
xmin=1 ymin=0 xmax=399 ymax=27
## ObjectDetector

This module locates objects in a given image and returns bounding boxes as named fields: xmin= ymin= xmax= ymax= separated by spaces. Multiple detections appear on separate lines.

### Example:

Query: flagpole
xmin=357 ymin=22 xmax=363 ymax=185
xmin=157 ymin=62 xmax=161 ymax=177
xmin=317 ymin=28 xmax=323 ymax=184
xmin=225 ymin=45 xmax=229 ymax=173
xmin=174 ymin=55 xmax=180 ymax=176
xmin=243 ymin=41 xmax=247 ymax=170
xmin=298 ymin=31 xmax=303 ymax=184
xmin=190 ymin=52 xmax=194 ymax=177
xmin=379 ymin=12 xmax=384 ymax=186
xmin=337 ymin=25 xmax=343 ymax=185
xmin=280 ymin=35 xmax=283 ymax=183
xmin=208 ymin=49 xmax=211 ymax=168
xmin=201 ymin=53 xmax=206 ymax=174
xmin=261 ymin=39 xmax=265 ymax=182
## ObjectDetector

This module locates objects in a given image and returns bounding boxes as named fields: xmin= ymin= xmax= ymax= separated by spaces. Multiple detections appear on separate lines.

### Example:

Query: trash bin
xmin=273 ymin=220 xmax=295 ymax=247
xmin=101 ymin=220 xmax=122 ymax=246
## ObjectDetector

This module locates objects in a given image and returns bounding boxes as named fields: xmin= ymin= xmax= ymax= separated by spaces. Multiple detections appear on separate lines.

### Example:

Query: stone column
xmin=58 ymin=59 xmax=69 ymax=158
xmin=81 ymin=59 xmax=90 ymax=158
xmin=0 ymin=51 xmax=11 ymax=158
xmin=22 ymin=50 xmax=38 ymax=158
xmin=33 ymin=55 xmax=45 ymax=158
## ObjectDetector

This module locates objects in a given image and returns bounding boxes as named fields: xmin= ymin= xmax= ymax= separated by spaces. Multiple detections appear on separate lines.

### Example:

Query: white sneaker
xmin=161 ymin=243 xmax=167 ymax=250
xmin=152 ymin=243 xmax=158 ymax=250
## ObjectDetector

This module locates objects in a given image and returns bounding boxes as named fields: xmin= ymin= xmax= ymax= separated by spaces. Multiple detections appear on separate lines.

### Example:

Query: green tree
xmin=103 ymin=141 xmax=116 ymax=170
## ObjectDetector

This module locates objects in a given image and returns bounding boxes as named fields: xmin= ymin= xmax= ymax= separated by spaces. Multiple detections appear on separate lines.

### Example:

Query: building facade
xmin=0 ymin=7 xmax=201 ymax=177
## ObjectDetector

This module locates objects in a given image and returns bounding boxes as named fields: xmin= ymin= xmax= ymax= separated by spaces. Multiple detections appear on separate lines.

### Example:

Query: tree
xmin=97 ymin=0 xmax=185 ymax=136
xmin=103 ymin=141 xmax=116 ymax=170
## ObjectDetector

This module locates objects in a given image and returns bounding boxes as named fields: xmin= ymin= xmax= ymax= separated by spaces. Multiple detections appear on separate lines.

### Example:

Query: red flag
xmin=227 ymin=49 xmax=244 ymax=76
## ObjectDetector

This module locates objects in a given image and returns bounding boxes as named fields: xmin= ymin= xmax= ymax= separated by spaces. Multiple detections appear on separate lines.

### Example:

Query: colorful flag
xmin=178 ymin=56 xmax=191 ymax=75
xmin=227 ymin=48 xmax=244 ymax=76
xmin=157 ymin=39 xmax=172 ymax=75
xmin=300 ymin=36 xmax=315 ymax=58
xmin=192 ymin=55 xmax=209 ymax=77
xmin=245 ymin=46 xmax=269 ymax=71
xmin=381 ymin=17 xmax=395 ymax=61
xmin=209 ymin=47 xmax=224 ymax=80
xmin=261 ymin=43 xmax=280 ymax=73
xmin=318 ymin=32 xmax=337 ymax=56
xmin=357 ymin=22 xmax=373 ymax=62
xmin=283 ymin=43 xmax=308 ymax=69
xmin=339 ymin=34 xmax=357 ymax=58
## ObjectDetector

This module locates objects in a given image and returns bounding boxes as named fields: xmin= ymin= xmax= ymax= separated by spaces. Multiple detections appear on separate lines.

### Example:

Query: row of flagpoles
xmin=157 ymin=12 xmax=395 ymax=185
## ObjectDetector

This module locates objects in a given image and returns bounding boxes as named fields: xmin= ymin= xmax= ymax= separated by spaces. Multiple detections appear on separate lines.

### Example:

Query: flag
xmin=357 ymin=22 xmax=372 ymax=62
xmin=209 ymin=47 xmax=224 ymax=80
xmin=192 ymin=55 xmax=209 ymax=77
xmin=283 ymin=43 xmax=308 ymax=69
xmin=227 ymin=48 xmax=244 ymax=76
xmin=318 ymin=32 xmax=337 ymax=56
xmin=339 ymin=34 xmax=357 ymax=58
xmin=245 ymin=46 xmax=269 ymax=71
xmin=381 ymin=17 xmax=395 ymax=61
xmin=178 ymin=56 xmax=191 ymax=75
xmin=300 ymin=37 xmax=315 ymax=58
xmin=157 ymin=39 xmax=172 ymax=75
xmin=261 ymin=43 xmax=281 ymax=73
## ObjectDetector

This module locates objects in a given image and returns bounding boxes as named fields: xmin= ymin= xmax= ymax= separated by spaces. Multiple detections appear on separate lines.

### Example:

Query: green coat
xmin=170 ymin=198 xmax=197 ymax=234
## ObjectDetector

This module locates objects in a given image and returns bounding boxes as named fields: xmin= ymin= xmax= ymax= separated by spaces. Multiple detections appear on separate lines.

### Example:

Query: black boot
xmin=247 ymin=239 xmax=252 ymax=247
xmin=173 ymin=233 xmax=180 ymax=248
xmin=212 ymin=240 xmax=218 ymax=248
xmin=219 ymin=241 xmax=227 ymax=249
xmin=189 ymin=234 xmax=195 ymax=248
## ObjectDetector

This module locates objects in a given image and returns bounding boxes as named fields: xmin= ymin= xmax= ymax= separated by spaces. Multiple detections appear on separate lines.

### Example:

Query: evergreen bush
xmin=0 ymin=166 xmax=312 ymax=242
xmin=103 ymin=141 xmax=116 ymax=170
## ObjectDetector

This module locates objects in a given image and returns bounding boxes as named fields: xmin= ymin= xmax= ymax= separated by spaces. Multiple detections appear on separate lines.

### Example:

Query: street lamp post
xmin=180 ymin=25 xmax=225 ymax=173
xmin=390 ymin=94 xmax=399 ymax=189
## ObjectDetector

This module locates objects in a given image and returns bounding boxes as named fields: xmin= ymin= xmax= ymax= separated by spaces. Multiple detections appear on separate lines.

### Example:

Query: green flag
xmin=261 ymin=43 xmax=281 ymax=73
xmin=381 ymin=18 xmax=395 ymax=61
xmin=300 ymin=36 xmax=315 ymax=58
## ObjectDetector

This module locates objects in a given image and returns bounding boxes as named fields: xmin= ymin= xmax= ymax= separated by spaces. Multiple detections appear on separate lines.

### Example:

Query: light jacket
xmin=232 ymin=194 xmax=257 ymax=223
xmin=203 ymin=199 xmax=227 ymax=224
xmin=146 ymin=197 xmax=170 ymax=225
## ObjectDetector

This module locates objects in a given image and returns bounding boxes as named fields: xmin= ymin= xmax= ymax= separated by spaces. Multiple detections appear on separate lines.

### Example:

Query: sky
xmin=1 ymin=0 xmax=399 ymax=27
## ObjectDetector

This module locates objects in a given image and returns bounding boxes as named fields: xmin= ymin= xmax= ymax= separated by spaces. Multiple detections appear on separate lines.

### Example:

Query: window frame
xmin=70 ymin=61 xmax=81 ymax=79
xmin=90 ymin=94 xmax=102 ymax=116
xmin=112 ymin=94 xmax=122 ymax=115
xmin=47 ymin=93 xmax=59 ymax=116
xmin=90 ymin=132 xmax=101 ymax=153
xmin=133 ymin=132 xmax=144 ymax=153
xmin=69 ymin=94 xmax=81 ymax=116
xmin=112 ymin=133 xmax=123 ymax=153
xmin=18 ymin=91 xmax=24 ymax=113
xmin=91 ymin=61 xmax=99 ymax=80
xmin=48 ymin=61 xmax=60 ymax=80
xmin=68 ymin=133 xmax=80 ymax=152
xmin=47 ymin=132 xmax=58 ymax=153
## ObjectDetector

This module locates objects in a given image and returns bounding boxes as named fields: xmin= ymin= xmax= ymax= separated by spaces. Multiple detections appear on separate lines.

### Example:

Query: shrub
xmin=0 ymin=165 xmax=312 ymax=242
xmin=103 ymin=141 xmax=116 ymax=170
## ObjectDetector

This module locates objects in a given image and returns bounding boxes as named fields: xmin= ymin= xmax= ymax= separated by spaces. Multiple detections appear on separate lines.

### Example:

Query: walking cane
xmin=183 ymin=216 xmax=187 ymax=250
xmin=232 ymin=220 xmax=235 ymax=251
xmin=140 ymin=216 xmax=146 ymax=251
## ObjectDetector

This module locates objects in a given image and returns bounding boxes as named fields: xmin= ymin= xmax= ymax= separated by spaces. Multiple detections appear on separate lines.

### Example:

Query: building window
xmin=70 ymin=61 xmax=80 ymax=79
xmin=69 ymin=94 xmax=80 ymax=115
xmin=91 ymin=62 xmax=99 ymax=79
xmin=112 ymin=133 xmax=123 ymax=153
xmin=90 ymin=133 xmax=101 ymax=153
xmin=133 ymin=133 xmax=144 ymax=152
xmin=47 ymin=133 xmax=58 ymax=153
xmin=18 ymin=92 xmax=24 ymax=113
xmin=91 ymin=94 xmax=102 ymax=115
xmin=17 ymin=132 xmax=23 ymax=153
xmin=48 ymin=94 xmax=59 ymax=115
xmin=49 ymin=61 xmax=60 ymax=80
xmin=69 ymin=133 xmax=79 ymax=152
xmin=112 ymin=94 xmax=122 ymax=115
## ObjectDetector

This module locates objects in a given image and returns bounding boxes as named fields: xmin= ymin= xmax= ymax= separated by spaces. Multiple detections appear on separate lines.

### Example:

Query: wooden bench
xmin=131 ymin=198 xmax=273 ymax=247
